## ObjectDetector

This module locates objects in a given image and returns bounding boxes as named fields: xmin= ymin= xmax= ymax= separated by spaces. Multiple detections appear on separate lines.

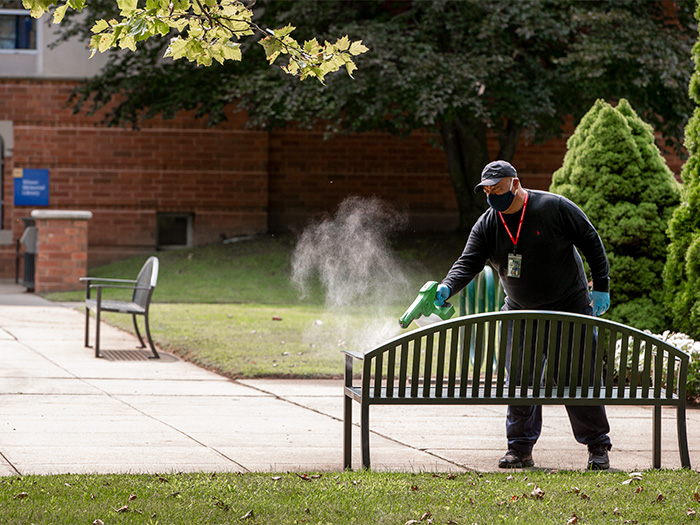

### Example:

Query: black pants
xmin=503 ymin=303 xmax=612 ymax=454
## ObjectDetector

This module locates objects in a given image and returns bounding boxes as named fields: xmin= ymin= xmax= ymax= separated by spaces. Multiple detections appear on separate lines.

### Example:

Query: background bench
xmin=343 ymin=310 xmax=691 ymax=470
xmin=81 ymin=256 xmax=160 ymax=359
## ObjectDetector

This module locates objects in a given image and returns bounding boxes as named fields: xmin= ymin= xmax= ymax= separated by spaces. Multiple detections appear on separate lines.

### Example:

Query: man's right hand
xmin=434 ymin=284 xmax=451 ymax=307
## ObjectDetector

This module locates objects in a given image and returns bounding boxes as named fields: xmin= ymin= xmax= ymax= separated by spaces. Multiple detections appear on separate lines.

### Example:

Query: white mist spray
xmin=291 ymin=196 xmax=412 ymax=353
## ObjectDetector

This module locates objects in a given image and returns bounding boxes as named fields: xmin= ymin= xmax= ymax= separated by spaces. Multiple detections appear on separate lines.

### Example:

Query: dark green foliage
xmin=664 ymin=4 xmax=700 ymax=341
xmin=550 ymin=99 xmax=680 ymax=331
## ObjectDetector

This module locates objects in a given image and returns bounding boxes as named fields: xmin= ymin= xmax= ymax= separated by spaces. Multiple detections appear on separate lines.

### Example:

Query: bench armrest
xmin=85 ymin=283 xmax=151 ymax=301
xmin=88 ymin=284 xmax=150 ymax=290
xmin=80 ymin=277 xmax=137 ymax=284
xmin=342 ymin=350 xmax=364 ymax=361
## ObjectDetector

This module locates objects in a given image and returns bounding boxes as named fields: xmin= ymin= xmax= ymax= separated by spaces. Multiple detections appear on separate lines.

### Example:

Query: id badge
xmin=507 ymin=253 xmax=522 ymax=278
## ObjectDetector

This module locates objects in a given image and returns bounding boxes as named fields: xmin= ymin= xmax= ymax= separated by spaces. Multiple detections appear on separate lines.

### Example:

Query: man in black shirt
xmin=435 ymin=160 xmax=612 ymax=470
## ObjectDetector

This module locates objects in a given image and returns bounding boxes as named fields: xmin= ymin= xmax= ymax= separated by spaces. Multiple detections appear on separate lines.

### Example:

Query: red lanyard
xmin=498 ymin=191 xmax=528 ymax=251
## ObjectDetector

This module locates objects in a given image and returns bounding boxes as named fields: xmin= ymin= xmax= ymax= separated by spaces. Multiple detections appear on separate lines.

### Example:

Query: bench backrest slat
xmin=459 ymin=324 xmax=471 ymax=397
xmin=447 ymin=328 xmax=459 ymax=397
xmin=471 ymin=323 xmax=485 ymax=397
xmin=435 ymin=329 xmax=447 ymax=398
xmin=495 ymin=321 xmax=509 ymax=397
xmin=398 ymin=341 xmax=409 ymax=397
xmin=358 ymin=311 xmax=689 ymax=405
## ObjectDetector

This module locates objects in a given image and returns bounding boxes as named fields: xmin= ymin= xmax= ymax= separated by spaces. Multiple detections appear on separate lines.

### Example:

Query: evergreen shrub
xmin=664 ymin=4 xmax=700 ymax=341
xmin=550 ymin=99 xmax=680 ymax=332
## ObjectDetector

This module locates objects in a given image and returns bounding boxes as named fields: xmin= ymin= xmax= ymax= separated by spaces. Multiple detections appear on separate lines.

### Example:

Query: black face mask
xmin=486 ymin=179 xmax=516 ymax=212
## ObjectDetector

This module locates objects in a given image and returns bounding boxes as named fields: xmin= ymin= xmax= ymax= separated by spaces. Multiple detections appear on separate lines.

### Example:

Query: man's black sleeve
xmin=559 ymin=197 xmax=609 ymax=293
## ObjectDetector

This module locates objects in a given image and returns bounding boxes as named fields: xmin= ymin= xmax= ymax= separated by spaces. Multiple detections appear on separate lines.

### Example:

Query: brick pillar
xmin=30 ymin=210 xmax=93 ymax=293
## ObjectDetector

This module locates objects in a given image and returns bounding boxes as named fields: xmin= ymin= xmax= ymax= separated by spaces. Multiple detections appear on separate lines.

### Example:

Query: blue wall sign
xmin=14 ymin=168 xmax=49 ymax=206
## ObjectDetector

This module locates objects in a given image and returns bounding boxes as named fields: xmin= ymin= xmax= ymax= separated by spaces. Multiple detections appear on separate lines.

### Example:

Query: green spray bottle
xmin=398 ymin=281 xmax=455 ymax=329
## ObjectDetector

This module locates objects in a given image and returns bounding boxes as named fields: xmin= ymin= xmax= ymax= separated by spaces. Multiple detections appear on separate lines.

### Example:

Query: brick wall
xmin=267 ymin=128 xmax=459 ymax=232
xmin=32 ymin=210 xmax=91 ymax=293
xmin=1 ymin=79 xmax=269 ymax=275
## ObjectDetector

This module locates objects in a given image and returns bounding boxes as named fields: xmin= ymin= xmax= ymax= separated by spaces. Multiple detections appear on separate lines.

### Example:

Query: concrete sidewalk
xmin=0 ymin=282 xmax=698 ymax=475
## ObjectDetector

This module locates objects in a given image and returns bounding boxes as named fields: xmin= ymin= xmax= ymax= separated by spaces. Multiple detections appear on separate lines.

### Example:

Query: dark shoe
xmin=498 ymin=449 xmax=534 ymax=468
xmin=587 ymin=445 xmax=610 ymax=470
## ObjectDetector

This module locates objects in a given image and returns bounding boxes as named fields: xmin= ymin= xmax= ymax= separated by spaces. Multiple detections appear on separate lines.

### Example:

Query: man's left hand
xmin=591 ymin=291 xmax=610 ymax=316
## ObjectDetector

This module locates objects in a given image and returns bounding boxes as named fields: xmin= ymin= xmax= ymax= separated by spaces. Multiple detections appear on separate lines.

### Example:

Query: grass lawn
xmin=2 ymin=469 xmax=699 ymax=524
xmin=46 ymin=232 xmax=468 ymax=378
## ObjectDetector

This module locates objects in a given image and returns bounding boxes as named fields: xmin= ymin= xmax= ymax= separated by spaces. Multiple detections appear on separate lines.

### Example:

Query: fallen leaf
xmin=655 ymin=494 xmax=664 ymax=502
xmin=635 ymin=486 xmax=643 ymax=494
xmin=567 ymin=514 xmax=578 ymax=524
xmin=129 ymin=493 xmax=137 ymax=501
xmin=695 ymin=492 xmax=700 ymax=502
xmin=688 ymin=509 xmax=697 ymax=517
xmin=580 ymin=493 xmax=590 ymax=501
xmin=158 ymin=476 xmax=169 ymax=483
xmin=411 ymin=485 xmax=419 ymax=491
xmin=271 ymin=476 xmax=282 ymax=481
xmin=213 ymin=498 xmax=230 ymax=511
xmin=13 ymin=492 xmax=28 ymax=499
xmin=115 ymin=505 xmax=130 ymax=513
xmin=241 ymin=509 xmax=254 ymax=520
xmin=622 ymin=476 xmax=643 ymax=485
xmin=613 ymin=507 xmax=620 ymax=515
xmin=531 ymin=486 xmax=545 ymax=499
xmin=296 ymin=473 xmax=312 ymax=482
xmin=622 ymin=472 xmax=642 ymax=485
xmin=420 ymin=511 xmax=432 ymax=520
xmin=93 ymin=520 xmax=104 ymax=525
xmin=272 ymin=316 xmax=283 ymax=321
xmin=405 ymin=521 xmax=420 ymax=525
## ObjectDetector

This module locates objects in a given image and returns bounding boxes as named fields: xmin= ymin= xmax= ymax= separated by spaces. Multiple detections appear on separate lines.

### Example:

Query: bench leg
xmin=677 ymin=404 xmax=691 ymax=469
xmin=653 ymin=405 xmax=661 ymax=468
xmin=343 ymin=393 xmax=352 ymax=470
xmin=84 ymin=307 xmax=90 ymax=348
xmin=132 ymin=314 xmax=146 ymax=348
xmin=361 ymin=402 xmax=370 ymax=470
xmin=143 ymin=313 xmax=160 ymax=359
xmin=95 ymin=305 xmax=102 ymax=359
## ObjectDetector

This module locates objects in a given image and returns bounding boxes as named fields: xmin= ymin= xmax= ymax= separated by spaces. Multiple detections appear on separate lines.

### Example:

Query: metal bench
xmin=343 ymin=310 xmax=691 ymax=470
xmin=81 ymin=256 xmax=160 ymax=359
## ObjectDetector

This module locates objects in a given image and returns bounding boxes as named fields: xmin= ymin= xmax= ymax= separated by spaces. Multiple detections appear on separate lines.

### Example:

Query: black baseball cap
xmin=474 ymin=160 xmax=518 ymax=193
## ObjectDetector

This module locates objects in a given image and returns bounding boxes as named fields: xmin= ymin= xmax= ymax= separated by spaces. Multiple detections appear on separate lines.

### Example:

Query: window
xmin=157 ymin=213 xmax=193 ymax=249
xmin=0 ymin=9 xmax=36 ymax=50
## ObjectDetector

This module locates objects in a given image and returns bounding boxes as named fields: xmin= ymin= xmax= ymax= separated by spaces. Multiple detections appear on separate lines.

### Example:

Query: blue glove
xmin=590 ymin=291 xmax=610 ymax=316
xmin=434 ymin=284 xmax=451 ymax=307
